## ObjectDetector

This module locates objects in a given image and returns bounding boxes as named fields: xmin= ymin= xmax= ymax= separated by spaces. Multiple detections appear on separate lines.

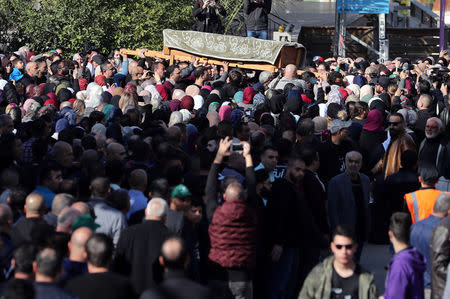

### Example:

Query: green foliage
xmin=0 ymin=0 xmax=192 ymax=55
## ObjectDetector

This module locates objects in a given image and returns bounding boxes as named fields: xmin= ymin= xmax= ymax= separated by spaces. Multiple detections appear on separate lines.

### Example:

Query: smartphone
xmin=231 ymin=144 xmax=243 ymax=152
xmin=310 ymin=78 xmax=318 ymax=84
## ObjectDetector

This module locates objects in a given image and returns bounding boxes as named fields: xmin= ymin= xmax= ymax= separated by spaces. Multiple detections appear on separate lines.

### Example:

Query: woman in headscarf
xmin=193 ymin=95 xmax=204 ymax=110
xmin=180 ymin=95 xmax=195 ymax=111
xmin=168 ymin=111 xmax=183 ymax=126
xmin=22 ymin=100 xmax=41 ymax=122
xmin=206 ymin=111 xmax=220 ymax=127
xmin=242 ymin=87 xmax=256 ymax=105
xmin=219 ymin=105 xmax=232 ymax=121
xmin=170 ymin=99 xmax=181 ymax=112
xmin=269 ymin=94 xmax=285 ymax=115
xmin=359 ymin=84 xmax=373 ymax=103
xmin=85 ymin=82 xmax=103 ymax=108
xmin=359 ymin=109 xmax=387 ymax=171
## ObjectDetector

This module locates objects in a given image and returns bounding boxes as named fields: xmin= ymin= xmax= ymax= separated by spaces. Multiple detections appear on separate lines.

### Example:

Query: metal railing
xmin=388 ymin=0 xmax=439 ymax=28
xmin=268 ymin=13 xmax=291 ymax=40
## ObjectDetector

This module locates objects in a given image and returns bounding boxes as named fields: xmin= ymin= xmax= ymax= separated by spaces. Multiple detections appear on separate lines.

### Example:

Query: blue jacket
xmin=410 ymin=214 xmax=442 ymax=288
xmin=327 ymin=172 xmax=371 ymax=237
xmin=384 ymin=247 xmax=426 ymax=299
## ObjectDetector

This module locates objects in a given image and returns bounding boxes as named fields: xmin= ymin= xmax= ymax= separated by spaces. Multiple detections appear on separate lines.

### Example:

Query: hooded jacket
xmin=299 ymin=256 xmax=377 ymax=299
xmin=384 ymin=247 xmax=426 ymax=299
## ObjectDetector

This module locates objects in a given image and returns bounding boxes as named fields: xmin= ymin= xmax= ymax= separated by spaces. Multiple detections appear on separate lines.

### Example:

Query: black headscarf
xmin=101 ymin=91 xmax=113 ymax=104
xmin=269 ymin=94 xmax=285 ymax=114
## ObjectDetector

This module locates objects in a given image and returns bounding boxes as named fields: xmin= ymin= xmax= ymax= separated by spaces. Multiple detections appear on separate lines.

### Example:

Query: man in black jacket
xmin=266 ymin=155 xmax=326 ymax=299
xmin=113 ymin=198 xmax=170 ymax=295
xmin=244 ymin=0 xmax=272 ymax=40
xmin=66 ymin=233 xmax=137 ymax=299
xmin=140 ymin=237 xmax=212 ymax=299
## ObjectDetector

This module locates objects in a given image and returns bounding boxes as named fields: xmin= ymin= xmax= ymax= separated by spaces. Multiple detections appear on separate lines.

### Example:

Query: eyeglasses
xmin=335 ymin=244 xmax=354 ymax=250
xmin=388 ymin=121 xmax=401 ymax=126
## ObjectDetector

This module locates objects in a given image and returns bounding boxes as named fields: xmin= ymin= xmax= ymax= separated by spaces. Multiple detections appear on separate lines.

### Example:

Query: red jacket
xmin=208 ymin=198 xmax=258 ymax=269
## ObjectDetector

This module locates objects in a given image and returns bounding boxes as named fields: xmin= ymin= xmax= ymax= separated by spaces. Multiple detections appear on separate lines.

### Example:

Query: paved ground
xmin=359 ymin=243 xmax=392 ymax=294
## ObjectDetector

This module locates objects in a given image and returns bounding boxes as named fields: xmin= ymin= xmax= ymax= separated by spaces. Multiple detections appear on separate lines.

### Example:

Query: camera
xmin=231 ymin=143 xmax=243 ymax=152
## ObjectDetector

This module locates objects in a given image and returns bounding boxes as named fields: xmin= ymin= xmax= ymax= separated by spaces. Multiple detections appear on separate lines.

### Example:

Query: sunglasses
xmin=388 ymin=121 xmax=401 ymax=126
xmin=335 ymin=244 xmax=353 ymax=250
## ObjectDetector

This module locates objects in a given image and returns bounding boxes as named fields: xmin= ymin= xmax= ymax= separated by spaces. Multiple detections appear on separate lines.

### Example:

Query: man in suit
xmin=327 ymin=151 xmax=370 ymax=261
xmin=113 ymin=198 xmax=170 ymax=295
xmin=140 ymin=237 xmax=212 ymax=299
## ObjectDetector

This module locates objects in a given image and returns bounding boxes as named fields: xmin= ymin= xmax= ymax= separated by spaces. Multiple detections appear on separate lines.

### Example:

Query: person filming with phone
xmin=192 ymin=0 xmax=227 ymax=34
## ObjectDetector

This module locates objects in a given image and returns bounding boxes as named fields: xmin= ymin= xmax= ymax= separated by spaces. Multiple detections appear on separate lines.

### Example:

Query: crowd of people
xmin=0 ymin=41 xmax=449 ymax=299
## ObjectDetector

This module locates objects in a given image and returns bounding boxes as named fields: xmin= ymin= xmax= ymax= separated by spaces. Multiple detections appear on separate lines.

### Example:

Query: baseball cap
xmin=71 ymin=214 xmax=100 ymax=232
xmin=313 ymin=56 xmax=324 ymax=62
xmin=171 ymin=184 xmax=192 ymax=199
xmin=330 ymin=119 xmax=352 ymax=134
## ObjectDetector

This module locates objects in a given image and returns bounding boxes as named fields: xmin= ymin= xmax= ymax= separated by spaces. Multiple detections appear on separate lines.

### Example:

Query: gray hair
xmin=57 ymin=208 xmax=81 ymax=229
xmin=52 ymin=193 xmax=74 ymax=215
xmin=345 ymin=150 xmax=362 ymax=162
xmin=433 ymin=193 xmax=450 ymax=214
xmin=427 ymin=117 xmax=444 ymax=132
xmin=146 ymin=197 xmax=168 ymax=219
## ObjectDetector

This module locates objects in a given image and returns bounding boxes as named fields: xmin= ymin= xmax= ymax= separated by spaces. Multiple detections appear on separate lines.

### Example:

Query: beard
xmin=389 ymin=128 xmax=403 ymax=140
xmin=425 ymin=131 xmax=440 ymax=139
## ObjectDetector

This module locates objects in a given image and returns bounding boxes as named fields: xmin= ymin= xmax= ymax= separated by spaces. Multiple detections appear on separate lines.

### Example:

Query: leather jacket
xmin=430 ymin=215 xmax=450 ymax=299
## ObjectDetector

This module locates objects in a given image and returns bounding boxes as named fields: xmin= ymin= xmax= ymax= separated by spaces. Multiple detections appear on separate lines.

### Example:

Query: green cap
xmin=71 ymin=214 xmax=100 ymax=232
xmin=171 ymin=184 xmax=191 ymax=199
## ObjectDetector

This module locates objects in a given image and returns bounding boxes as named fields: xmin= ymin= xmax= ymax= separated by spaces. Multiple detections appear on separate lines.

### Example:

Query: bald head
xmin=106 ymin=142 xmax=126 ymax=162
xmin=129 ymin=169 xmax=147 ymax=192
xmin=71 ymin=202 xmax=90 ymax=215
xmin=160 ymin=237 xmax=188 ymax=270
xmin=284 ymin=64 xmax=298 ymax=79
xmin=69 ymin=227 xmax=93 ymax=261
xmin=25 ymin=193 xmax=46 ymax=217
xmin=224 ymin=182 xmax=244 ymax=201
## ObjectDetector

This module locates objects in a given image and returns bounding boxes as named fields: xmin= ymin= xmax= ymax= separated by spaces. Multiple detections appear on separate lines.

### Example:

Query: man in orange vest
xmin=404 ymin=166 xmax=443 ymax=224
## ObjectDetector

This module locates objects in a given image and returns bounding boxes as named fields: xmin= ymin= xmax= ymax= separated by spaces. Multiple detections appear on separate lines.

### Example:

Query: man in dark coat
xmin=327 ymin=151 xmax=370 ymax=260
xmin=113 ymin=198 xmax=170 ymax=295
xmin=418 ymin=117 xmax=450 ymax=175
xmin=266 ymin=155 xmax=326 ymax=299
xmin=140 ymin=237 xmax=212 ymax=299
xmin=192 ymin=0 xmax=227 ymax=33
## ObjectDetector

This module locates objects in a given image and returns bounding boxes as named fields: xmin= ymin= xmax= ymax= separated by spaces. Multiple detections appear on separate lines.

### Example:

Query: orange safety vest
xmin=404 ymin=189 xmax=443 ymax=224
